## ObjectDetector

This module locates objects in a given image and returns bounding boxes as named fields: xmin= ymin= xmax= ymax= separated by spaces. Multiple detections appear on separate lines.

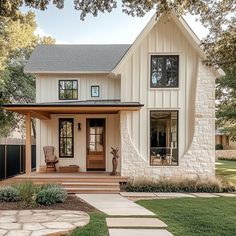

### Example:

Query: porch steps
xmin=11 ymin=173 xmax=128 ymax=193
xmin=62 ymin=182 xmax=120 ymax=193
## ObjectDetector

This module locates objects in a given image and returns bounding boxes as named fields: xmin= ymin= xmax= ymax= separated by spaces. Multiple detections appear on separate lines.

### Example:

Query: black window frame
xmin=150 ymin=55 xmax=179 ymax=88
xmin=91 ymin=85 xmax=100 ymax=98
xmin=59 ymin=118 xmax=74 ymax=158
xmin=149 ymin=110 xmax=179 ymax=166
xmin=59 ymin=80 xmax=78 ymax=100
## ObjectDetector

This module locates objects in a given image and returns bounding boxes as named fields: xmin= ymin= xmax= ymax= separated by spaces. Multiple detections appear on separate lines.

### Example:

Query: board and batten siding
xmin=35 ymin=73 xmax=121 ymax=171
xmin=117 ymin=16 xmax=199 ymax=161
xmin=36 ymin=113 xmax=120 ymax=172
xmin=36 ymin=73 xmax=120 ymax=103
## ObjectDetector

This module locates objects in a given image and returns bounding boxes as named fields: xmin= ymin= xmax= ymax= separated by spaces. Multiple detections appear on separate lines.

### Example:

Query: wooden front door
xmin=86 ymin=118 xmax=106 ymax=171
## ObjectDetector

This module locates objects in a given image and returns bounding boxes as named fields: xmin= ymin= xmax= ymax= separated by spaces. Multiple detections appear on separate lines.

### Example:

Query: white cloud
xmin=34 ymin=27 xmax=53 ymax=38
xmin=34 ymin=27 xmax=70 ymax=44
xmin=56 ymin=39 xmax=71 ymax=44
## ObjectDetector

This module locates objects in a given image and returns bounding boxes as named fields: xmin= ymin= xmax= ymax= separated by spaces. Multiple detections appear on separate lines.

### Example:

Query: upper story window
xmin=59 ymin=80 xmax=78 ymax=100
xmin=91 ymin=85 xmax=100 ymax=98
xmin=150 ymin=55 xmax=179 ymax=88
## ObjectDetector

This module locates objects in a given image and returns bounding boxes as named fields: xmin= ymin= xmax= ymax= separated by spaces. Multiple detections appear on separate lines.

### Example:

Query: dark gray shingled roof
xmin=24 ymin=44 xmax=131 ymax=73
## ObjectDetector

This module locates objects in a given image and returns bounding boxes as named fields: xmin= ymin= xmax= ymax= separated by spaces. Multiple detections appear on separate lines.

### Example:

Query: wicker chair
xmin=43 ymin=146 xmax=59 ymax=172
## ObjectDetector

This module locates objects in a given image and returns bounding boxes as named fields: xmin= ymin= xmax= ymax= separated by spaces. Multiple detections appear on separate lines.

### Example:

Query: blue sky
xmin=22 ymin=1 xmax=208 ymax=44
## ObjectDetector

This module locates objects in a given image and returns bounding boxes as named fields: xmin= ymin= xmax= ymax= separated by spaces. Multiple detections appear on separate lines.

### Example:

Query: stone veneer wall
xmin=120 ymin=62 xmax=216 ymax=180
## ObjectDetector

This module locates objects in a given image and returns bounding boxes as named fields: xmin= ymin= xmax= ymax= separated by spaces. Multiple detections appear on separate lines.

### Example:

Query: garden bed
xmin=124 ymin=177 xmax=235 ymax=193
xmin=0 ymin=194 xmax=96 ymax=212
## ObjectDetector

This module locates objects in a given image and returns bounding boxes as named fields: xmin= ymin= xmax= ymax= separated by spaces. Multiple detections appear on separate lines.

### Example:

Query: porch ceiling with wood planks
xmin=3 ymin=100 xmax=143 ymax=119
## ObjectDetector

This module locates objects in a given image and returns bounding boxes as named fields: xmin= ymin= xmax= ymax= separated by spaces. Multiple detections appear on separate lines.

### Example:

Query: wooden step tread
xmin=62 ymin=182 xmax=119 ymax=186
xmin=64 ymin=187 xmax=119 ymax=190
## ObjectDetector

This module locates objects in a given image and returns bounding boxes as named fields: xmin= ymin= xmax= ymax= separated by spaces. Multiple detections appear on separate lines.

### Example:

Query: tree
xmin=216 ymin=70 xmax=236 ymax=141
xmin=0 ymin=11 xmax=37 ymax=71
xmin=0 ymin=0 xmax=235 ymax=137
xmin=0 ymin=1 xmax=234 ymax=66
xmin=0 ymin=11 xmax=55 ymax=137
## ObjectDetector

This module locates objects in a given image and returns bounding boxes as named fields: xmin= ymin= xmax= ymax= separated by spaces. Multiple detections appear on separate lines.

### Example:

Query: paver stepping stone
xmin=213 ymin=193 xmax=236 ymax=197
xmin=0 ymin=210 xmax=89 ymax=236
xmin=0 ymin=223 xmax=21 ymax=230
xmin=0 ymin=216 xmax=17 ymax=223
xmin=23 ymin=223 xmax=44 ymax=231
xmin=120 ymin=192 xmax=156 ymax=197
xmin=77 ymin=194 xmax=155 ymax=216
xmin=155 ymin=192 xmax=195 ymax=198
xmin=5 ymin=230 xmax=31 ymax=236
xmin=190 ymin=193 xmax=219 ymax=198
xmin=109 ymin=228 xmax=173 ymax=236
xmin=106 ymin=217 xmax=167 ymax=228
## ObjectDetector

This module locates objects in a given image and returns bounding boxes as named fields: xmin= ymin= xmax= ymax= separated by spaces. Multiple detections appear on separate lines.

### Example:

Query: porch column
xmin=25 ymin=112 xmax=31 ymax=175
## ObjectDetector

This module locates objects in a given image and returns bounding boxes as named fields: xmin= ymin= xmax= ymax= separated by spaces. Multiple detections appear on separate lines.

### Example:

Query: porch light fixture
xmin=78 ymin=123 xmax=81 ymax=131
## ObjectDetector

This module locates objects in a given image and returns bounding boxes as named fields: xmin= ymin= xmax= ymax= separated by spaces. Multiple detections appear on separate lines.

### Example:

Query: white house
xmin=4 ymin=13 xmax=222 ymax=181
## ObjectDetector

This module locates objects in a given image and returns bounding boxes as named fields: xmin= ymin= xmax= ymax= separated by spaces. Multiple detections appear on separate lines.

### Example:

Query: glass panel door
xmin=87 ymin=119 xmax=105 ymax=171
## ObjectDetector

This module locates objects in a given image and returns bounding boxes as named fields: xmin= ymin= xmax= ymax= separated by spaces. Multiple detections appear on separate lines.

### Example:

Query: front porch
xmin=4 ymin=100 xmax=143 ymax=178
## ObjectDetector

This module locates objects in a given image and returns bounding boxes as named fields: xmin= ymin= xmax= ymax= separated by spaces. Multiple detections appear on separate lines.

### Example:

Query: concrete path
xmin=120 ymin=192 xmax=236 ymax=199
xmin=76 ymin=194 xmax=155 ymax=216
xmin=0 ymin=210 xmax=89 ymax=236
xmin=213 ymin=193 xmax=236 ymax=197
xmin=109 ymin=229 xmax=173 ymax=236
xmin=76 ymin=194 xmax=174 ymax=236
xmin=106 ymin=217 xmax=167 ymax=228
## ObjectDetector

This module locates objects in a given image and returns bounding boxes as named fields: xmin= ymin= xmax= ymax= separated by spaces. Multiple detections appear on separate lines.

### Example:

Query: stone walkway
xmin=77 ymin=192 xmax=236 ymax=236
xmin=0 ymin=210 xmax=89 ymax=236
xmin=76 ymin=194 xmax=173 ymax=236
xmin=77 ymin=194 xmax=155 ymax=216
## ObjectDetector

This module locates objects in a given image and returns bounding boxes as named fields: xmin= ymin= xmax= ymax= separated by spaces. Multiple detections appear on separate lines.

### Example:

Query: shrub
xmin=124 ymin=177 xmax=235 ymax=193
xmin=13 ymin=181 xmax=37 ymax=203
xmin=215 ymin=144 xmax=223 ymax=150
xmin=218 ymin=157 xmax=236 ymax=161
xmin=36 ymin=185 xmax=67 ymax=206
xmin=0 ymin=186 xmax=20 ymax=202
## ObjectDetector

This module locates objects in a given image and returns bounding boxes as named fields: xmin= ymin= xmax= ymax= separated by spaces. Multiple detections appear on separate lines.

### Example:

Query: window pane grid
xmin=151 ymin=55 xmax=179 ymax=88
xmin=150 ymin=111 xmax=178 ymax=166
xmin=88 ymin=119 xmax=104 ymax=152
xmin=59 ymin=80 xmax=78 ymax=100
xmin=59 ymin=118 xmax=74 ymax=158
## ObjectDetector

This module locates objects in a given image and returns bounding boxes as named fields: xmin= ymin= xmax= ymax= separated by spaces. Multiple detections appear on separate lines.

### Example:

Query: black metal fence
xmin=0 ymin=145 xmax=36 ymax=180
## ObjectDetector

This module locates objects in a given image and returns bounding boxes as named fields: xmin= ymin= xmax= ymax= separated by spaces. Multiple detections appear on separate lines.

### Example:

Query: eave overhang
xmin=3 ymin=101 xmax=143 ymax=119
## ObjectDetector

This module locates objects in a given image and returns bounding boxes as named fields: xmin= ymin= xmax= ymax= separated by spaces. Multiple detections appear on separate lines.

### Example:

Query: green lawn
xmin=71 ymin=161 xmax=236 ymax=236
xmin=71 ymin=212 xmax=108 ymax=236
xmin=138 ymin=197 xmax=236 ymax=236
xmin=216 ymin=160 xmax=236 ymax=185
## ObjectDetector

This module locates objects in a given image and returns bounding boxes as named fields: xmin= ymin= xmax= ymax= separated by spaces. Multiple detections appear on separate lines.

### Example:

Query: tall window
xmin=59 ymin=118 xmax=74 ymax=158
xmin=150 ymin=55 xmax=179 ymax=88
xmin=59 ymin=80 xmax=78 ymax=100
xmin=150 ymin=111 xmax=178 ymax=166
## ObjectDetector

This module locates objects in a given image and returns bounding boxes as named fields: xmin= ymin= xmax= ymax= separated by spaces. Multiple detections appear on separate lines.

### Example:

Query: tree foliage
xmin=0 ymin=0 xmax=235 ymax=138
xmin=0 ymin=1 xmax=234 ymax=66
xmin=216 ymin=69 xmax=236 ymax=141
xmin=0 ymin=11 xmax=55 ymax=137
xmin=0 ymin=11 xmax=37 ymax=71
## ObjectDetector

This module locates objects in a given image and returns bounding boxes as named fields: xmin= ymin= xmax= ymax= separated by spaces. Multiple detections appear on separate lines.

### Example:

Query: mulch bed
xmin=0 ymin=195 xmax=97 ymax=213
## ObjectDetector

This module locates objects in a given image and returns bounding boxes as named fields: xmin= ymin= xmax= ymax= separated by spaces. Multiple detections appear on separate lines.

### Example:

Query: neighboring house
xmin=215 ymin=129 xmax=236 ymax=150
xmin=4 ymin=13 xmax=223 ymax=180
